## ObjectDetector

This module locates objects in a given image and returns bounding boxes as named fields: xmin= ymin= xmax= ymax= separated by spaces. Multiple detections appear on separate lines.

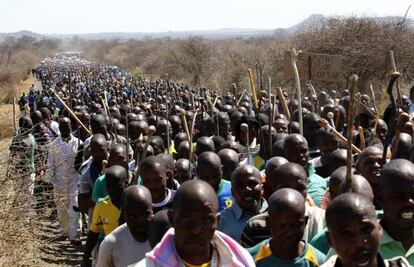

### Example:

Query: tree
xmin=168 ymin=36 xmax=215 ymax=85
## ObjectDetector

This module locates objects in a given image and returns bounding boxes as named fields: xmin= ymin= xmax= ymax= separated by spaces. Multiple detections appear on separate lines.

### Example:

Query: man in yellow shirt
xmin=81 ymin=165 xmax=127 ymax=267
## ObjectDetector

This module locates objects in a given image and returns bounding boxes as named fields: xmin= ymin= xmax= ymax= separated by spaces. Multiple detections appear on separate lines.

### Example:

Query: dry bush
xmin=291 ymin=16 xmax=414 ymax=91
xmin=77 ymin=16 xmax=414 ymax=96
xmin=0 ymin=140 xmax=42 ymax=266
xmin=0 ymin=36 xmax=61 ymax=100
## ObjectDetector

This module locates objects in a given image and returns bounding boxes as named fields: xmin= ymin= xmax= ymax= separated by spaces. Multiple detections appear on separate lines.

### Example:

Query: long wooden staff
xmin=319 ymin=118 xmax=361 ymax=154
xmin=13 ymin=97 xmax=17 ymax=132
xmin=327 ymin=112 xmax=336 ymax=131
xmin=358 ymin=126 xmax=366 ymax=150
xmin=248 ymin=69 xmax=259 ymax=110
xmin=276 ymin=87 xmax=291 ymax=121
xmin=346 ymin=74 xmax=358 ymax=192
xmin=268 ymin=77 xmax=273 ymax=158
xmin=241 ymin=123 xmax=251 ymax=165
xmin=290 ymin=49 xmax=303 ymax=135
xmin=382 ymin=55 xmax=401 ymax=164
xmin=50 ymin=87 xmax=91 ymax=136
xmin=179 ymin=110 xmax=193 ymax=163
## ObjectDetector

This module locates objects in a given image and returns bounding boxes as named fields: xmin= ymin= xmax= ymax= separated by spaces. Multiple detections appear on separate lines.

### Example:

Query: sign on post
xmin=284 ymin=51 xmax=342 ymax=82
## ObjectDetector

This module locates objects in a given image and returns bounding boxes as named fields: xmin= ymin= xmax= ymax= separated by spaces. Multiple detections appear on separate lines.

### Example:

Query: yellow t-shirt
xmin=90 ymin=196 xmax=121 ymax=236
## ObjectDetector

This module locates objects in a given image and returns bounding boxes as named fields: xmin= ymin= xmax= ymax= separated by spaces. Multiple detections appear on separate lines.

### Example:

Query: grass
xmin=0 ymin=75 xmax=38 ymax=138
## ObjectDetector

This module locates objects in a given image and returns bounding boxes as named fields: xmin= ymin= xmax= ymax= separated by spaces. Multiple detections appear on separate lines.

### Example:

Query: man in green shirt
xmin=91 ymin=144 xmax=128 ymax=203
xmin=283 ymin=134 xmax=327 ymax=207
xmin=324 ymin=193 xmax=410 ymax=267
xmin=249 ymin=188 xmax=326 ymax=267
xmin=378 ymin=159 xmax=414 ymax=264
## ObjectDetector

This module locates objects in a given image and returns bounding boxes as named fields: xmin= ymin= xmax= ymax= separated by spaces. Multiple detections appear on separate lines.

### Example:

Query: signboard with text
xmin=284 ymin=51 xmax=342 ymax=82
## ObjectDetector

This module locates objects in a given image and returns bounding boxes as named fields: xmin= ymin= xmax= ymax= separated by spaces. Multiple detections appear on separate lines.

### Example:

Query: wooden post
xmin=13 ymin=97 xmax=17 ymax=132
xmin=290 ymin=49 xmax=303 ymax=135
xmin=50 ymin=88 xmax=91 ymax=135
xmin=346 ymin=74 xmax=359 ymax=192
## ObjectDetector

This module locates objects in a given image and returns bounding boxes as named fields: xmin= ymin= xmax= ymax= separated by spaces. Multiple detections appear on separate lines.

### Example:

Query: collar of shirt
xmin=153 ymin=189 xmax=172 ymax=208
xmin=380 ymin=227 xmax=414 ymax=258
xmin=232 ymin=199 xmax=268 ymax=220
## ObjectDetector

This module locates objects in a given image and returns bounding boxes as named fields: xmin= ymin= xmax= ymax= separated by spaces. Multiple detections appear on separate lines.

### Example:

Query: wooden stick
xmin=268 ymin=77 xmax=272 ymax=158
xmin=241 ymin=123 xmax=251 ymax=165
xmin=319 ymin=118 xmax=361 ymax=154
xmin=390 ymin=51 xmax=403 ymax=107
xmin=126 ymin=115 xmax=130 ymax=163
xmin=248 ymin=69 xmax=259 ymax=110
xmin=233 ymin=83 xmax=238 ymax=105
xmin=50 ymin=88 xmax=91 ymax=136
xmin=276 ymin=87 xmax=291 ymax=121
xmin=334 ymin=108 xmax=340 ymax=130
xmin=13 ymin=97 xmax=16 ymax=132
xmin=237 ymin=89 xmax=247 ymax=106
xmin=358 ymin=126 xmax=366 ymax=150
xmin=369 ymin=84 xmax=377 ymax=114
xmin=390 ymin=50 xmax=397 ymax=73
xmin=134 ymin=126 xmax=156 ymax=180
xmin=191 ymin=111 xmax=198 ymax=146
xmin=346 ymin=74 xmax=359 ymax=192
xmin=179 ymin=110 xmax=192 ymax=163
xmin=290 ymin=49 xmax=303 ymax=135
xmin=327 ymin=112 xmax=336 ymax=130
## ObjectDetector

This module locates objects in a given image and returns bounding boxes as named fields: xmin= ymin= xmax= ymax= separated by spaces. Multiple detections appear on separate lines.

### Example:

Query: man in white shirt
xmin=46 ymin=117 xmax=81 ymax=245
xmin=96 ymin=185 xmax=153 ymax=267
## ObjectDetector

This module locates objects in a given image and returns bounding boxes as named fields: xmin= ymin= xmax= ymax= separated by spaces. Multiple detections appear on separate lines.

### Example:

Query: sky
xmin=0 ymin=0 xmax=413 ymax=34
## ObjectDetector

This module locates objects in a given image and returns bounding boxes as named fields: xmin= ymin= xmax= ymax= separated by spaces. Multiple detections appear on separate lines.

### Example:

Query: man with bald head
xmin=284 ymin=134 xmax=327 ymax=207
xmin=195 ymin=136 xmax=215 ymax=156
xmin=174 ymin=159 xmax=191 ymax=184
xmin=215 ymin=111 xmax=233 ymax=140
xmin=83 ymin=113 xmax=111 ymax=161
xmin=355 ymin=146 xmax=383 ymax=201
xmin=249 ymin=189 xmax=326 ymax=266
xmin=391 ymin=133 xmax=413 ymax=160
xmin=218 ymin=165 xmax=266 ymax=243
xmin=320 ymin=166 xmax=356 ymax=209
xmin=311 ymin=173 xmax=374 ymax=255
xmin=338 ymin=174 xmax=374 ymax=202
xmin=324 ymin=193 xmax=410 ymax=267
xmin=97 ymin=185 xmax=153 ymax=267
xmin=92 ymin=144 xmax=129 ymax=203
xmin=78 ymin=134 xmax=108 ymax=224
xmin=241 ymin=162 xmax=325 ymax=247
xmin=378 ymin=159 xmax=414 ymax=264
xmin=196 ymin=151 xmax=234 ymax=211
xmin=136 ymin=180 xmax=255 ymax=266
xmin=262 ymin=156 xmax=289 ymax=200
xmin=47 ymin=117 xmax=82 ymax=245
xmin=218 ymin=148 xmax=240 ymax=181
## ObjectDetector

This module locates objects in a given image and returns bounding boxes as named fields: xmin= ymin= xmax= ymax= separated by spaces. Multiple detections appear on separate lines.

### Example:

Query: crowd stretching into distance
xmin=9 ymin=51 xmax=414 ymax=267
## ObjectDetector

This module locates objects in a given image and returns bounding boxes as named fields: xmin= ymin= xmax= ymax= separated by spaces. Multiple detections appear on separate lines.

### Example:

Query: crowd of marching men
xmin=9 ymin=51 xmax=414 ymax=267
